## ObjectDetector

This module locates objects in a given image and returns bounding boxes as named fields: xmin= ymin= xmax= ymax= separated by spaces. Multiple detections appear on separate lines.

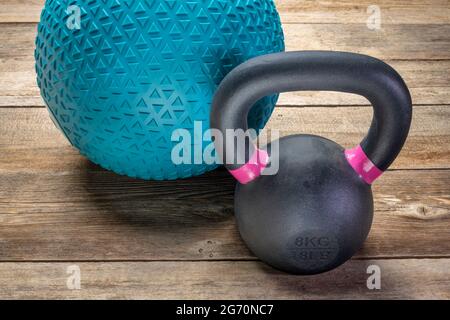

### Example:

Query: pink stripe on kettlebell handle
xmin=229 ymin=148 xmax=269 ymax=184
xmin=345 ymin=145 xmax=383 ymax=184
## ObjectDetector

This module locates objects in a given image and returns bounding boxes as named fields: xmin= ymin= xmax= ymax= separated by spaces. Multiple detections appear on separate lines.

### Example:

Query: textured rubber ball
xmin=211 ymin=51 xmax=412 ymax=274
xmin=35 ymin=0 xmax=284 ymax=180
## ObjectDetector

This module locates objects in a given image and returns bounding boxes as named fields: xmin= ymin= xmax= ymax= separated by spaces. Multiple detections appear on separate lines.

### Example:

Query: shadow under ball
xmin=235 ymin=135 xmax=374 ymax=274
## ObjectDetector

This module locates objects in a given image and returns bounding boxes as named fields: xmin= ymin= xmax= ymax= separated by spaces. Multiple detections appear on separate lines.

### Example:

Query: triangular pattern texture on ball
xmin=36 ymin=0 xmax=285 ymax=180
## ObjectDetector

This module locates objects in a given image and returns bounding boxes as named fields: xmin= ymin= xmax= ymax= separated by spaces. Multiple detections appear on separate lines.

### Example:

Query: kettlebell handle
xmin=211 ymin=51 xmax=412 ymax=184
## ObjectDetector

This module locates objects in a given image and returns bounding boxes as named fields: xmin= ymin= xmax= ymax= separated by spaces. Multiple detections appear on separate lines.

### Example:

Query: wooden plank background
xmin=0 ymin=260 xmax=448 ymax=299
xmin=0 ymin=0 xmax=449 ymax=299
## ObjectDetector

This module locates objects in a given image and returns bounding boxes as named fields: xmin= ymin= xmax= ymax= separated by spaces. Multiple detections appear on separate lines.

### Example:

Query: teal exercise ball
xmin=35 ymin=0 xmax=285 ymax=180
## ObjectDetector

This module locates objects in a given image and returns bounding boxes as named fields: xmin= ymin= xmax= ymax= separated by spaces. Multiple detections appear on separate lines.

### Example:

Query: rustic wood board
xmin=1 ymin=0 xmax=449 ymax=24
xmin=284 ymin=23 xmax=450 ymax=60
xmin=0 ymin=107 xmax=449 ymax=261
xmin=1 ymin=106 xmax=449 ymax=171
xmin=0 ymin=0 xmax=449 ymax=300
xmin=0 ymin=168 xmax=449 ymax=261
xmin=278 ymin=0 xmax=450 ymax=25
xmin=0 ymin=260 xmax=448 ymax=299
xmin=2 ymin=57 xmax=449 ymax=107
xmin=0 ymin=23 xmax=449 ymax=107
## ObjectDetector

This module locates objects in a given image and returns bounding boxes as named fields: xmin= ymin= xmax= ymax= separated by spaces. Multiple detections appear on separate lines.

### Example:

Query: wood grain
xmin=2 ymin=56 xmax=449 ymax=107
xmin=0 ymin=106 xmax=449 ymax=261
xmin=1 ymin=106 xmax=449 ymax=172
xmin=0 ymin=23 xmax=449 ymax=107
xmin=0 ymin=167 xmax=449 ymax=261
xmin=1 ymin=0 xmax=449 ymax=24
xmin=277 ymin=0 xmax=450 ymax=25
xmin=284 ymin=23 xmax=450 ymax=60
xmin=267 ymin=106 xmax=450 ymax=170
xmin=0 ymin=0 xmax=43 ymax=23
xmin=0 ymin=259 xmax=448 ymax=299
xmin=2 ymin=23 xmax=449 ymax=59
xmin=0 ymin=0 xmax=449 ymax=300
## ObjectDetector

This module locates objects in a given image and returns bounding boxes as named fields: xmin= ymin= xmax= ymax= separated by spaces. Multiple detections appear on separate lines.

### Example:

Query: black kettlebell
xmin=211 ymin=51 xmax=412 ymax=274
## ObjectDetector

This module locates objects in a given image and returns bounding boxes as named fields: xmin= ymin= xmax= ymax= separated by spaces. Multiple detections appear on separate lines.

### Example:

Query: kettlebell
xmin=35 ymin=0 xmax=284 ymax=180
xmin=211 ymin=51 xmax=413 ymax=274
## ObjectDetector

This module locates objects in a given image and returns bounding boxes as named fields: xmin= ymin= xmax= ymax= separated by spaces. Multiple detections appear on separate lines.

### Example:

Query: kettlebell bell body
xmin=236 ymin=135 xmax=373 ymax=274
xmin=35 ymin=0 xmax=284 ymax=180
xmin=211 ymin=51 xmax=412 ymax=274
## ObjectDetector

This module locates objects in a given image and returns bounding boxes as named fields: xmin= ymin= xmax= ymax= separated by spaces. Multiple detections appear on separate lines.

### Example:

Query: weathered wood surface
xmin=0 ymin=0 xmax=449 ymax=300
xmin=2 ymin=56 xmax=449 ymax=107
xmin=278 ymin=0 xmax=450 ymax=25
xmin=0 ymin=168 xmax=449 ymax=261
xmin=0 ymin=22 xmax=449 ymax=107
xmin=0 ymin=107 xmax=449 ymax=261
xmin=1 ymin=0 xmax=449 ymax=24
xmin=0 ymin=260 xmax=448 ymax=299
xmin=1 ymin=106 xmax=449 ymax=171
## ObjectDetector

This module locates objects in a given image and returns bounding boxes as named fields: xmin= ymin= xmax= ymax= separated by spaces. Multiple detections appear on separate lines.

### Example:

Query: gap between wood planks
xmin=0 ymin=104 xmax=448 ymax=109
xmin=0 ymin=255 xmax=450 ymax=263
